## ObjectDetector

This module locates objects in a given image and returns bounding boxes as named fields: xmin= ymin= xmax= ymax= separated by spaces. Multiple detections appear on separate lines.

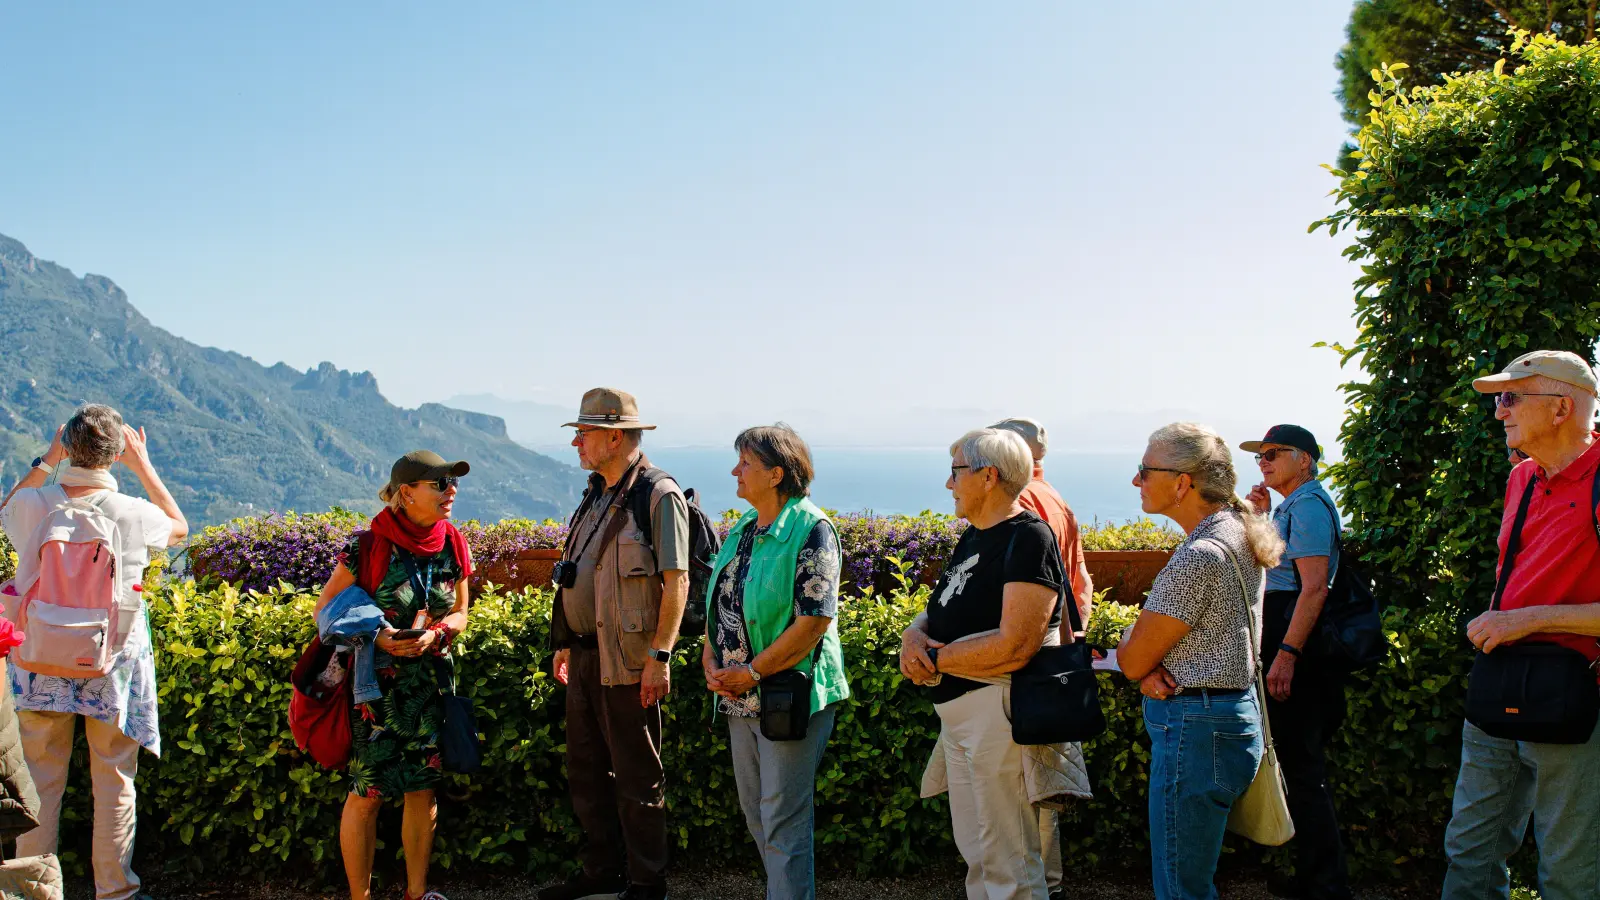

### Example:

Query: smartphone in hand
xmin=392 ymin=628 xmax=427 ymax=641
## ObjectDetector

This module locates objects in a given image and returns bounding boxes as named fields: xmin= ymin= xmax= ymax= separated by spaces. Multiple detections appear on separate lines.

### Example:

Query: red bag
xmin=288 ymin=636 xmax=353 ymax=769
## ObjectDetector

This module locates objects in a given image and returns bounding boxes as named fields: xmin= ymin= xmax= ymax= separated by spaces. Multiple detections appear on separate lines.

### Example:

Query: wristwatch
xmin=30 ymin=457 xmax=51 ymax=475
xmin=746 ymin=663 xmax=762 ymax=683
xmin=647 ymin=648 xmax=671 ymax=664
xmin=927 ymin=646 xmax=941 ymax=673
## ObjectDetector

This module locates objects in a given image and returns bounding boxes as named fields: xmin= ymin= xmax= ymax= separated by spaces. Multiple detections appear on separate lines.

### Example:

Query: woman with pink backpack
xmin=0 ymin=403 xmax=188 ymax=900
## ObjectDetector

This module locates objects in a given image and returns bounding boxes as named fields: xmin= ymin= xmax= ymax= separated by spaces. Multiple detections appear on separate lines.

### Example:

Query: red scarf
xmin=356 ymin=507 xmax=474 ymax=596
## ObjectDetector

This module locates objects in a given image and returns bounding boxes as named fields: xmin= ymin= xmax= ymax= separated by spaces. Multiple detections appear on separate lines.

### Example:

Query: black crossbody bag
xmin=1009 ymin=536 xmax=1106 ymax=746
xmin=759 ymin=640 xmax=825 ymax=742
xmin=1464 ymin=474 xmax=1600 ymax=744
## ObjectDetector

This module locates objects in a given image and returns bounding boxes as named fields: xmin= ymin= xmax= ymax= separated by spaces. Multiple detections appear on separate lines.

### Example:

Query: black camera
xmin=552 ymin=560 xmax=578 ymax=589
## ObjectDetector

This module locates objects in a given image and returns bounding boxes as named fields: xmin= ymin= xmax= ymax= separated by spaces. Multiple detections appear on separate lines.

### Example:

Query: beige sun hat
xmin=1471 ymin=349 xmax=1599 ymax=395
xmin=561 ymin=387 xmax=658 ymax=430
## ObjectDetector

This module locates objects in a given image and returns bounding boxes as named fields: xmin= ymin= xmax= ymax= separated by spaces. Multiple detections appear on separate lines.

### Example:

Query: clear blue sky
xmin=0 ymin=2 xmax=1363 ymax=451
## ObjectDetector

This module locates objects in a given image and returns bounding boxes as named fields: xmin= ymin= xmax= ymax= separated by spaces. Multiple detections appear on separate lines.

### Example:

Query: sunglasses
xmin=1254 ymin=448 xmax=1299 ymax=464
xmin=413 ymin=475 xmax=460 ymax=492
xmin=1136 ymin=465 xmax=1185 ymax=480
xmin=1495 ymin=391 xmax=1566 ymax=408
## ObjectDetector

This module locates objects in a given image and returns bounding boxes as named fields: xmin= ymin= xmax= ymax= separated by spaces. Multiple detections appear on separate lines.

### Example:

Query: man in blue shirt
xmin=1244 ymin=424 xmax=1351 ymax=900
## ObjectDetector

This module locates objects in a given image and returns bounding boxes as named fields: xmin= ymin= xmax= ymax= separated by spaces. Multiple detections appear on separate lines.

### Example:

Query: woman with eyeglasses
xmin=899 ymin=427 xmax=1069 ymax=900
xmin=314 ymin=450 xmax=474 ymax=900
xmin=1241 ymin=425 xmax=1354 ymax=900
xmin=1117 ymin=423 xmax=1284 ymax=900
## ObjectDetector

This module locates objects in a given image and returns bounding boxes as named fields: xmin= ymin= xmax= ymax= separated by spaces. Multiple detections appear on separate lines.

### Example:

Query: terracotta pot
xmin=1085 ymin=549 xmax=1172 ymax=607
xmin=471 ymin=547 xmax=561 ymax=595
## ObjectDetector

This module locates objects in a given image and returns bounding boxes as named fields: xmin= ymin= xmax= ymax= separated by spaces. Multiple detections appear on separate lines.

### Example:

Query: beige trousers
xmin=15 ymin=711 xmax=141 ymax=900
xmin=1038 ymin=806 xmax=1062 ymax=891
xmin=935 ymin=685 xmax=1047 ymax=900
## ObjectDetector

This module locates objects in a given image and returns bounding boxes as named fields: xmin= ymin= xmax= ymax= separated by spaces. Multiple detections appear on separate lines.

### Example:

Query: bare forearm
xmin=936 ymin=629 xmax=1042 ymax=679
xmin=653 ymin=570 xmax=689 ymax=650
xmin=752 ymin=618 xmax=831 ymax=675
xmin=1523 ymin=604 xmax=1600 ymax=638
xmin=131 ymin=465 xmax=188 ymax=544
xmin=1 ymin=467 xmax=49 ymax=512
xmin=1282 ymin=585 xmax=1329 ymax=651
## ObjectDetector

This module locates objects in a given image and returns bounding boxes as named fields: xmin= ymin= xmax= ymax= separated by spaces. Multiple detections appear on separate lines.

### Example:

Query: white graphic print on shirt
xmin=936 ymin=553 xmax=981 ymax=606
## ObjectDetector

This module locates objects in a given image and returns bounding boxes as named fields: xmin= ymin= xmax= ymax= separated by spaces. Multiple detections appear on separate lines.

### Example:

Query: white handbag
xmin=1210 ymin=539 xmax=1295 ymax=847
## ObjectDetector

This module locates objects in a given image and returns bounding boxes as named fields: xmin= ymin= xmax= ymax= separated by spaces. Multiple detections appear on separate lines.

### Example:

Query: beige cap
xmin=561 ymin=387 xmax=658 ymax=430
xmin=990 ymin=417 xmax=1048 ymax=461
xmin=1471 ymin=350 xmax=1599 ymax=396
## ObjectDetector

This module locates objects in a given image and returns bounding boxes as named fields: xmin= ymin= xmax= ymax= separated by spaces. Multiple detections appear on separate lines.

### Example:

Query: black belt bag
xmin=759 ymin=668 xmax=813 ymax=742
xmin=1007 ymin=536 xmax=1106 ymax=746
xmin=1465 ymin=476 xmax=1600 ymax=744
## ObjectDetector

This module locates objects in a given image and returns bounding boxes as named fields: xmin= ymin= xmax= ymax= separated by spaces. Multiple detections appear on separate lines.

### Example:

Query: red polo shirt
xmin=1495 ymin=434 xmax=1600 ymax=663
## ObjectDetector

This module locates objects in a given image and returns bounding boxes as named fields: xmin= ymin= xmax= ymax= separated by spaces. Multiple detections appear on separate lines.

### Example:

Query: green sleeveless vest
xmin=707 ymin=496 xmax=850 ymax=713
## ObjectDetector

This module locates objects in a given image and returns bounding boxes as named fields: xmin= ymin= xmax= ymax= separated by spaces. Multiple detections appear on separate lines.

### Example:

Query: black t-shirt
xmin=925 ymin=510 xmax=1064 ymax=704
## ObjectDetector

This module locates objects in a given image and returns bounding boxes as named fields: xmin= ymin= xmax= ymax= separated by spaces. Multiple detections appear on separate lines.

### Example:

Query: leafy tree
xmin=1336 ymin=1 xmax=1598 ymax=164
xmin=1317 ymin=32 xmax=1600 ymax=613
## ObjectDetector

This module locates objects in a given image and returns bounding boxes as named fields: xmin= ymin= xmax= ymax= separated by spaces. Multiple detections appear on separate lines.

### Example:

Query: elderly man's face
xmin=571 ymin=426 xmax=624 ymax=472
xmin=1493 ymin=381 xmax=1567 ymax=450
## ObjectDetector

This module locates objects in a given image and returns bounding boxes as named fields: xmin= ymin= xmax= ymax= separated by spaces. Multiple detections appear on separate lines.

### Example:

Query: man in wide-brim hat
xmin=542 ymin=388 xmax=690 ymax=900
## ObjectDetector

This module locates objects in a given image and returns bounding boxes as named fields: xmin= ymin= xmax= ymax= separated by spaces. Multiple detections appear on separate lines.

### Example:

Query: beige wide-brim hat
xmin=1471 ymin=349 xmax=1599 ymax=395
xmin=561 ymin=387 xmax=658 ymax=430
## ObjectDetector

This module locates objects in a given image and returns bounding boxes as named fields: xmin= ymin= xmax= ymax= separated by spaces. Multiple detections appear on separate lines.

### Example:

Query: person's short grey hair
xmin=1528 ymin=374 xmax=1600 ymax=428
xmin=950 ymin=428 xmax=1033 ymax=498
xmin=990 ymin=417 xmax=1048 ymax=461
xmin=63 ymin=404 xmax=125 ymax=470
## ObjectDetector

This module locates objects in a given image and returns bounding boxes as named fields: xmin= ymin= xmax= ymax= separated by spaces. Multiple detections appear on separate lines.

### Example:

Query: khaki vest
xmin=553 ymin=458 xmax=683 ymax=687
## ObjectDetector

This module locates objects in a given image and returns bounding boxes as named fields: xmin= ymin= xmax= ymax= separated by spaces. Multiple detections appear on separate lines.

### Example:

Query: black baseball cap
xmin=378 ymin=450 xmax=470 ymax=502
xmin=1239 ymin=425 xmax=1320 ymax=461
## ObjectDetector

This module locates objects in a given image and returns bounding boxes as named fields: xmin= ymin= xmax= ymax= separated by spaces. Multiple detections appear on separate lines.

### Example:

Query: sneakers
xmin=537 ymin=872 xmax=628 ymax=900
xmin=617 ymin=885 xmax=668 ymax=900
xmin=401 ymin=890 xmax=448 ymax=900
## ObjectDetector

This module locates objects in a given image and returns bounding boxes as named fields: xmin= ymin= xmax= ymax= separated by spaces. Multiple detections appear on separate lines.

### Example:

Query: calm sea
xmin=638 ymin=446 xmax=1156 ymax=523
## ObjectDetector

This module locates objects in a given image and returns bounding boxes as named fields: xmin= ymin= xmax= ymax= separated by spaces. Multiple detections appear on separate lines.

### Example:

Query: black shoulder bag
xmin=759 ymin=641 xmax=825 ymax=742
xmin=1464 ymin=474 xmax=1600 ymax=744
xmin=1289 ymin=493 xmax=1387 ymax=673
xmin=1008 ymin=535 xmax=1106 ymax=746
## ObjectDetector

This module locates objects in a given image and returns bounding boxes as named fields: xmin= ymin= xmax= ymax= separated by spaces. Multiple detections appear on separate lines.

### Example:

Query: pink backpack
xmin=8 ymin=489 xmax=130 ymax=678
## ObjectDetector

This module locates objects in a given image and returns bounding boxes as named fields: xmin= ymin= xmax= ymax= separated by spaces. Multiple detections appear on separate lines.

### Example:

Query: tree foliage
xmin=1336 ymin=1 xmax=1599 ymax=163
xmin=1316 ymin=33 xmax=1600 ymax=613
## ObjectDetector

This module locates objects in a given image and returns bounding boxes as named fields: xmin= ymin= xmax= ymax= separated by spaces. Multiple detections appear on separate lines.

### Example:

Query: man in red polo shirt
xmin=1442 ymin=350 xmax=1600 ymax=900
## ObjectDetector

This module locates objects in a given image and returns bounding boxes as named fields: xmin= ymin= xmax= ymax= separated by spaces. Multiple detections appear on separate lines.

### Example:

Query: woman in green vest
xmin=701 ymin=424 xmax=850 ymax=900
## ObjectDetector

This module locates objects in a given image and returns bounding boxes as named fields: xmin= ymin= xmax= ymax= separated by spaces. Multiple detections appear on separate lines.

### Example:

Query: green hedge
xmin=44 ymin=577 xmax=1473 ymax=888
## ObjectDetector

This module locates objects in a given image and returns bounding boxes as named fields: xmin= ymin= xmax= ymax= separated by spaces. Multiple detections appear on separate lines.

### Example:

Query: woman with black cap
xmin=1243 ymin=425 xmax=1353 ymax=900
xmin=315 ymin=450 xmax=474 ymax=900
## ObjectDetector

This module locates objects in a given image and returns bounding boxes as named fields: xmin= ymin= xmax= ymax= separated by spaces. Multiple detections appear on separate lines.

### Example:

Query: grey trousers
xmin=727 ymin=706 xmax=837 ymax=900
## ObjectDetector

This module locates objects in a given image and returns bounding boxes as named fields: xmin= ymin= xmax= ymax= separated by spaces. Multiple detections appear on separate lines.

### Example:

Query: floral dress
xmin=710 ymin=519 xmax=841 ymax=717
xmin=339 ymin=535 xmax=462 ymax=799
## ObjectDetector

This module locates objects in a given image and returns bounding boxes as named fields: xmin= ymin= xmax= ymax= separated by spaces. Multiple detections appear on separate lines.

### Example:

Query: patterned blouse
xmin=1140 ymin=508 xmax=1264 ymax=690
xmin=710 ymin=519 xmax=841 ymax=717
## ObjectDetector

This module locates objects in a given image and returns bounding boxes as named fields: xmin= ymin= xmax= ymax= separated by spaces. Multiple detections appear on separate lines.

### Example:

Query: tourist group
xmin=4 ymin=349 xmax=1600 ymax=900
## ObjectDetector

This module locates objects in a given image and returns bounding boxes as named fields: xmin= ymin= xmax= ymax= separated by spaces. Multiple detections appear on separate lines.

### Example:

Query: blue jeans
xmin=1144 ymin=688 xmax=1265 ymax=900
xmin=1441 ymin=720 xmax=1600 ymax=900
xmin=728 ymin=705 xmax=837 ymax=900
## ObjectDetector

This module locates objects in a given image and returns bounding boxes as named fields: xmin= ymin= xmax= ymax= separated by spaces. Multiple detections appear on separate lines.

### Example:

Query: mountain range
xmin=0 ymin=233 xmax=585 ymax=524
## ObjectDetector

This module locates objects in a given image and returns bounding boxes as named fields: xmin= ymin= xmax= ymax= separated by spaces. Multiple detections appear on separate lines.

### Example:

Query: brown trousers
xmin=566 ymin=646 xmax=668 ymax=886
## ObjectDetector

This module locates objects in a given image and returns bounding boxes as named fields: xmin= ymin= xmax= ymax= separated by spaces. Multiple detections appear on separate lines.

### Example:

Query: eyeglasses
xmin=1254 ymin=448 xmax=1299 ymax=464
xmin=1135 ymin=465 xmax=1185 ymax=480
xmin=413 ymin=476 xmax=460 ymax=492
xmin=950 ymin=464 xmax=972 ymax=480
xmin=1495 ymin=391 xmax=1567 ymax=408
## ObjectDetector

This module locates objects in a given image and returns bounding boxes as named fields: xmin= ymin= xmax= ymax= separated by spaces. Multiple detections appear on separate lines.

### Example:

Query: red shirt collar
xmin=1532 ymin=433 xmax=1600 ymax=486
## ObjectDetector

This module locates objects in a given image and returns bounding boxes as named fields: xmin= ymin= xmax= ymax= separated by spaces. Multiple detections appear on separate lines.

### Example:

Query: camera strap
xmin=566 ymin=454 xmax=645 ymax=565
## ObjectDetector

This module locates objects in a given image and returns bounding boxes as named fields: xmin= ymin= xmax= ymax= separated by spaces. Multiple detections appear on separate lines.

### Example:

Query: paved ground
xmin=68 ymin=871 xmax=1433 ymax=900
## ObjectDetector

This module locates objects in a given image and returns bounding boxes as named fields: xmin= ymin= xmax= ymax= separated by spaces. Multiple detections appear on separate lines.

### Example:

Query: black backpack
xmin=627 ymin=466 xmax=722 ymax=637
